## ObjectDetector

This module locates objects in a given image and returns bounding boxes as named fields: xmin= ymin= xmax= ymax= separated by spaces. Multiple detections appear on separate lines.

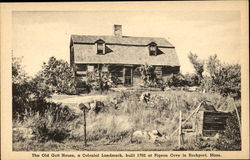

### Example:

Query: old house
xmin=70 ymin=25 xmax=180 ymax=87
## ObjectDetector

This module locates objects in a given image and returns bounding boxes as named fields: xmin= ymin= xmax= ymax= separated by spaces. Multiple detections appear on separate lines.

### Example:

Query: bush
xmin=86 ymin=69 xmax=112 ymax=92
xmin=214 ymin=109 xmax=241 ymax=150
xmin=166 ymin=73 xmax=187 ymax=87
xmin=136 ymin=64 xmax=162 ymax=87
xmin=183 ymin=73 xmax=200 ymax=86
xmin=19 ymin=104 xmax=79 ymax=143
xmin=35 ymin=57 xmax=77 ymax=95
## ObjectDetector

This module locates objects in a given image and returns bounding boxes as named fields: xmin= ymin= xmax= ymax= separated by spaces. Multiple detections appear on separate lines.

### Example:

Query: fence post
xmin=232 ymin=98 xmax=241 ymax=135
xmin=79 ymin=103 xmax=88 ymax=147
xmin=178 ymin=111 xmax=182 ymax=148
xmin=83 ymin=108 xmax=87 ymax=146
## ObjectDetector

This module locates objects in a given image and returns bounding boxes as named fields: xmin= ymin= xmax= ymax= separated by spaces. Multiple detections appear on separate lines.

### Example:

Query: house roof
xmin=71 ymin=35 xmax=180 ymax=66
xmin=71 ymin=35 xmax=174 ymax=47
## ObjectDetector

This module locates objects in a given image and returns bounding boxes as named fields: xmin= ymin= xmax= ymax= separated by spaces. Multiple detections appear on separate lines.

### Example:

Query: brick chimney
xmin=114 ymin=24 xmax=122 ymax=37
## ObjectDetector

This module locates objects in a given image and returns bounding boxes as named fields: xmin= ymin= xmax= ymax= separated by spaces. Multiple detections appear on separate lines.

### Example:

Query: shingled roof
xmin=70 ymin=35 xmax=180 ymax=66
xmin=71 ymin=35 xmax=174 ymax=47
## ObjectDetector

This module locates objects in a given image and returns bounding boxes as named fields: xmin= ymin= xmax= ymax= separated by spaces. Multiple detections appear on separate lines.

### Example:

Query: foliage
xmin=215 ymin=109 xmax=241 ymax=150
xmin=12 ymin=57 xmax=51 ymax=119
xmin=200 ymin=75 xmax=213 ymax=92
xmin=86 ymin=68 xmax=112 ymax=92
xmin=75 ymin=80 xmax=91 ymax=93
xmin=13 ymin=104 xmax=79 ymax=143
xmin=206 ymin=54 xmax=241 ymax=98
xmin=183 ymin=73 xmax=200 ymax=86
xmin=13 ymin=89 xmax=241 ymax=151
xmin=136 ymin=64 xmax=162 ymax=87
xmin=188 ymin=52 xmax=204 ymax=84
xmin=166 ymin=73 xmax=187 ymax=87
xmin=31 ymin=105 xmax=78 ymax=142
xmin=36 ymin=57 xmax=77 ymax=95
xmin=110 ymin=75 xmax=123 ymax=86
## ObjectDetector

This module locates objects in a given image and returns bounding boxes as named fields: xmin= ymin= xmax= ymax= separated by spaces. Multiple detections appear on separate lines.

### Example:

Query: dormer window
xmin=148 ymin=42 xmax=158 ymax=56
xmin=95 ymin=39 xmax=105 ymax=55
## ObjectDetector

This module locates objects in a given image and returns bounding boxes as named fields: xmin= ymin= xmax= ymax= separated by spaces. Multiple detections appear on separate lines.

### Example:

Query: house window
xmin=96 ymin=39 xmax=105 ymax=55
xmin=97 ymin=43 xmax=104 ymax=54
xmin=148 ymin=42 xmax=157 ymax=56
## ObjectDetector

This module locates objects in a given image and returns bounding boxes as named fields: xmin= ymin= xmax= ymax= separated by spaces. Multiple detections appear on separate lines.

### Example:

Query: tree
xmin=12 ymin=56 xmax=31 ymax=117
xmin=206 ymin=54 xmax=241 ymax=99
xmin=206 ymin=54 xmax=220 ymax=76
xmin=12 ymin=56 xmax=52 ymax=119
xmin=188 ymin=52 xmax=204 ymax=84
xmin=36 ymin=57 xmax=77 ymax=95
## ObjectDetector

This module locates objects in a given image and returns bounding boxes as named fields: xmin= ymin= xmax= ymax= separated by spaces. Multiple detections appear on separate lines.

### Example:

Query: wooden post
xmin=123 ymin=67 xmax=126 ymax=85
xmin=232 ymin=98 xmax=241 ymax=135
xmin=170 ymin=101 xmax=204 ymax=137
xmin=79 ymin=103 xmax=88 ymax=147
xmin=178 ymin=111 xmax=182 ymax=148
xmin=83 ymin=108 xmax=87 ymax=146
xmin=130 ymin=67 xmax=133 ymax=86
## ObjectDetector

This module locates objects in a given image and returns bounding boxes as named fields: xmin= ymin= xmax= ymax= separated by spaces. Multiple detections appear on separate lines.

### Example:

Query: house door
xmin=124 ymin=67 xmax=132 ymax=86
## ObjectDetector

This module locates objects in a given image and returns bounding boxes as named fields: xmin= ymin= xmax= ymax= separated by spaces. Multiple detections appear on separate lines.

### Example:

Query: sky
xmin=12 ymin=8 xmax=241 ymax=76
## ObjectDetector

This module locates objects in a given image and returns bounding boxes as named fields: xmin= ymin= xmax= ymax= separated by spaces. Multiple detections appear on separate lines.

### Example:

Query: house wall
xmin=74 ymin=64 xmax=180 ymax=87
xmin=70 ymin=46 xmax=74 ymax=67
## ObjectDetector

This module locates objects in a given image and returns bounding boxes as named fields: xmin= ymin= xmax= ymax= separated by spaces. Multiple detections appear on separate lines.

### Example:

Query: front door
xmin=124 ymin=67 xmax=132 ymax=86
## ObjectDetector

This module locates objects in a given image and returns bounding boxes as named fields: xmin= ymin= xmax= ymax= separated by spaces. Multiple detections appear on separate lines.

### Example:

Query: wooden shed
xmin=193 ymin=102 xmax=231 ymax=137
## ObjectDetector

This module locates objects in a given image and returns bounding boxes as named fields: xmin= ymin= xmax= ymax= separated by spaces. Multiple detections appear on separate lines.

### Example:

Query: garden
xmin=12 ymin=53 xmax=241 ymax=151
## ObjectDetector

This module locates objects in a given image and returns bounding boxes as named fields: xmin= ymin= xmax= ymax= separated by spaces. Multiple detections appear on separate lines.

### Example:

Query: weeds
xmin=13 ymin=90 xmax=240 ymax=151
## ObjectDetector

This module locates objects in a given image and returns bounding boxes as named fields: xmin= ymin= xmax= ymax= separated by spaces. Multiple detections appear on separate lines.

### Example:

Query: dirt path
xmin=47 ymin=94 xmax=111 ymax=113
xmin=48 ymin=94 xmax=109 ymax=104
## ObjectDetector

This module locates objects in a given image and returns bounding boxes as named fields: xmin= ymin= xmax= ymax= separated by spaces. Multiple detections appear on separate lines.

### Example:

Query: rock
xmin=187 ymin=86 xmax=199 ymax=92
xmin=164 ymin=87 xmax=171 ymax=91
xmin=131 ymin=130 xmax=164 ymax=144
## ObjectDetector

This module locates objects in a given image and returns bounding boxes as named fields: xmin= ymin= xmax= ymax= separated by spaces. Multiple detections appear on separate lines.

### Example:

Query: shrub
xmin=214 ymin=109 xmax=241 ymax=150
xmin=35 ymin=57 xmax=77 ymax=95
xmin=136 ymin=64 xmax=162 ymax=87
xmin=166 ymin=73 xmax=187 ymax=87
xmin=183 ymin=73 xmax=200 ymax=86
xmin=29 ymin=104 xmax=78 ymax=142
xmin=86 ymin=68 xmax=112 ymax=92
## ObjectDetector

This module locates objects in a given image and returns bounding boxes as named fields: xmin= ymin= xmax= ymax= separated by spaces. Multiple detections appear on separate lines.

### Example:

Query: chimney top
xmin=114 ymin=24 xmax=122 ymax=37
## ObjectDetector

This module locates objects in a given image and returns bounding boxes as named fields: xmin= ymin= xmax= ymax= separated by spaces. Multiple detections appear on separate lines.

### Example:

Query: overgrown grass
xmin=13 ymin=90 xmax=240 ymax=151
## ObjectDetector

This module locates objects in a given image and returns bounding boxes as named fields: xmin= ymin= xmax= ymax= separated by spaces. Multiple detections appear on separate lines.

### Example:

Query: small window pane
xmin=150 ymin=46 xmax=156 ymax=51
xmin=97 ymin=43 xmax=104 ymax=54
xmin=97 ymin=43 xmax=103 ymax=50
xmin=149 ymin=45 xmax=157 ymax=56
